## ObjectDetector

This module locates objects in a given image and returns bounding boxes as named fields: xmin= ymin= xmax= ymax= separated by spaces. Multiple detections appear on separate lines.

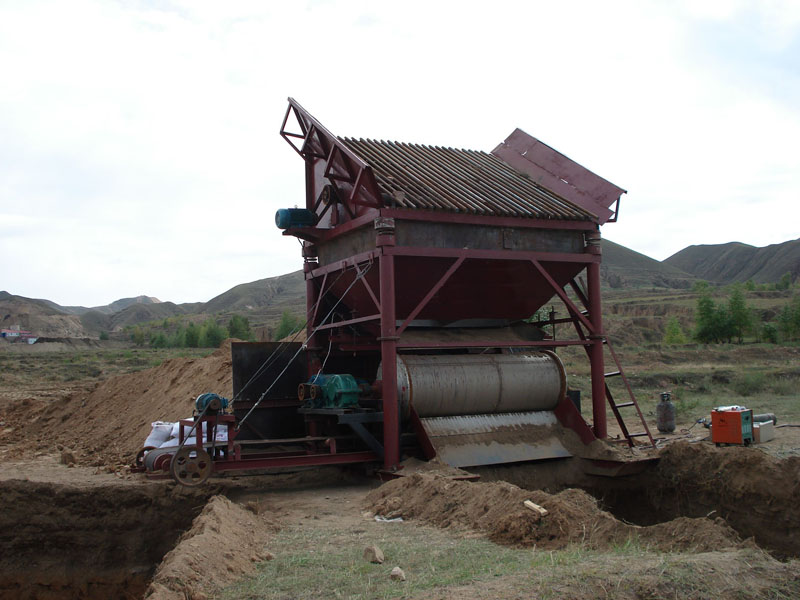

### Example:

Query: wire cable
xmin=229 ymin=266 xmax=350 ymax=406
xmin=236 ymin=262 xmax=373 ymax=429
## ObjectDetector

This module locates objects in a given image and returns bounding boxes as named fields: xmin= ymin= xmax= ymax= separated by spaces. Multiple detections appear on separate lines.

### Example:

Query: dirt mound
xmin=365 ymin=473 xmax=745 ymax=553
xmin=146 ymin=495 xmax=278 ymax=600
xmin=8 ymin=341 xmax=234 ymax=466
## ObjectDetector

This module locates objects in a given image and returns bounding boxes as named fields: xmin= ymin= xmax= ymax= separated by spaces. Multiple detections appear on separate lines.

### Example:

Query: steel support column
xmin=304 ymin=257 xmax=321 ymax=375
xmin=586 ymin=232 xmax=607 ymax=439
xmin=377 ymin=219 xmax=399 ymax=470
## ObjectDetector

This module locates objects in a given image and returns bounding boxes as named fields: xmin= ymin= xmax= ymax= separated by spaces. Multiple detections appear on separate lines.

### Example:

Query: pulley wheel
xmin=144 ymin=447 xmax=174 ymax=473
xmin=135 ymin=446 xmax=157 ymax=469
xmin=170 ymin=446 xmax=213 ymax=487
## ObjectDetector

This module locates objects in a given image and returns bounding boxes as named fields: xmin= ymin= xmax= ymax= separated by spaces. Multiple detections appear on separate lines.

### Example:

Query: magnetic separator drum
xmin=387 ymin=351 xmax=566 ymax=419
xmin=381 ymin=352 xmax=571 ymax=467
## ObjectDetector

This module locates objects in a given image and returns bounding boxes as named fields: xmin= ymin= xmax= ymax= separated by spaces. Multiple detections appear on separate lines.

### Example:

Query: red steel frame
xmin=296 ymin=218 xmax=610 ymax=470
xmin=281 ymin=98 xmax=617 ymax=471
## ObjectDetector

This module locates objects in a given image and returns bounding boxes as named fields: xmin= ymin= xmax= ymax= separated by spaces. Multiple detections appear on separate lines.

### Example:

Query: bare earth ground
xmin=1 ymin=342 xmax=800 ymax=599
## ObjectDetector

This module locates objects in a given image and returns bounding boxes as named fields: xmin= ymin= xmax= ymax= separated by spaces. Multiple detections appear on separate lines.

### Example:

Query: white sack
xmin=143 ymin=421 xmax=174 ymax=448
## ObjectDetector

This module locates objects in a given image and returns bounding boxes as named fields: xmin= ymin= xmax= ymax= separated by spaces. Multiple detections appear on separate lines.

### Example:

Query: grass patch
xmin=220 ymin=522 xmax=534 ymax=600
xmin=733 ymin=372 xmax=766 ymax=396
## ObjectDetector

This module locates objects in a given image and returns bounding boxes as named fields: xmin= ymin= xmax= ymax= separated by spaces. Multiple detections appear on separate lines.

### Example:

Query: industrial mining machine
xmin=140 ymin=98 xmax=653 ymax=486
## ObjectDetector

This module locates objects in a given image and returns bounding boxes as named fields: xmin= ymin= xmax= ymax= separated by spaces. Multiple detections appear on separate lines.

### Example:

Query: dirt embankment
xmin=4 ymin=342 xmax=233 ymax=467
xmin=146 ymin=495 xmax=278 ymax=600
xmin=365 ymin=473 xmax=746 ymax=553
xmin=638 ymin=441 xmax=800 ymax=557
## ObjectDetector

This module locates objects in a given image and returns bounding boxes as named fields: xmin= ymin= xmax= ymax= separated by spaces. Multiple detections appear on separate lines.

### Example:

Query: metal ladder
xmin=602 ymin=338 xmax=655 ymax=448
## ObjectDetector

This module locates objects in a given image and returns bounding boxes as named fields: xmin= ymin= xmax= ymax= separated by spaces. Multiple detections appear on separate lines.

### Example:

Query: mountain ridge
xmin=665 ymin=238 xmax=800 ymax=284
xmin=3 ymin=236 xmax=796 ymax=339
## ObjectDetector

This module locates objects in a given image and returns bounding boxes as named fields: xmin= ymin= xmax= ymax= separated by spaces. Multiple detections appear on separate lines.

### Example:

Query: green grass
xmin=219 ymin=525 xmax=799 ymax=600
xmin=557 ymin=343 xmax=800 ymax=430
xmin=219 ymin=522 xmax=535 ymax=600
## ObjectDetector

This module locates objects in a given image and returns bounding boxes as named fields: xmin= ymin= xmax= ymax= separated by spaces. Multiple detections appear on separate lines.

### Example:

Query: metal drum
xmin=382 ymin=351 xmax=566 ymax=419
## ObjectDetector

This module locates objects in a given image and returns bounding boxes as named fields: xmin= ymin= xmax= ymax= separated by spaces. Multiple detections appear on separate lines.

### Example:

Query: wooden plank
xmin=524 ymin=500 xmax=549 ymax=516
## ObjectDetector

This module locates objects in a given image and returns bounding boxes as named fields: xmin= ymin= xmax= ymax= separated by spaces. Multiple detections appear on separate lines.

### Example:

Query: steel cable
xmin=236 ymin=262 xmax=373 ymax=430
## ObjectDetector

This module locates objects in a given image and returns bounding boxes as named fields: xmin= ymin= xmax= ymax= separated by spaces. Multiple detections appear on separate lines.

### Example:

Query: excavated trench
xmin=590 ymin=442 xmax=800 ymax=559
xmin=479 ymin=441 xmax=800 ymax=559
xmin=0 ymin=481 xmax=209 ymax=600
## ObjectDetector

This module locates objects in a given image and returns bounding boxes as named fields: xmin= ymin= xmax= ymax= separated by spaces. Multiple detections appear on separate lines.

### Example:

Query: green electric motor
xmin=301 ymin=374 xmax=361 ymax=409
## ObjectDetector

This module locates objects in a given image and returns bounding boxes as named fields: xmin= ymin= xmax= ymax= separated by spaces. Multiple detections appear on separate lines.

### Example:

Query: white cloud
xmin=0 ymin=0 xmax=798 ymax=306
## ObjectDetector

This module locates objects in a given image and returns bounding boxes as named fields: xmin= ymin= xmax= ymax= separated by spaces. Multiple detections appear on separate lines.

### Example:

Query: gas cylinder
xmin=656 ymin=392 xmax=676 ymax=433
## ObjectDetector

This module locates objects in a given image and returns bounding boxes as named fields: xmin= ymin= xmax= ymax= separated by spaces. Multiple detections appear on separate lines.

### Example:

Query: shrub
xmin=200 ymin=319 xmax=227 ymax=348
xmin=762 ymin=322 xmax=779 ymax=344
xmin=185 ymin=323 xmax=200 ymax=348
xmin=663 ymin=317 xmax=688 ymax=344
xmin=228 ymin=314 xmax=252 ymax=340
xmin=732 ymin=372 xmax=765 ymax=396
xmin=274 ymin=311 xmax=303 ymax=341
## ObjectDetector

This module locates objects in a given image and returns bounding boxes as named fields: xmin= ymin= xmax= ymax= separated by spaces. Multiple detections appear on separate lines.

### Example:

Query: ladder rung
xmin=614 ymin=401 xmax=635 ymax=408
xmin=628 ymin=432 xmax=650 ymax=438
xmin=604 ymin=371 xmax=621 ymax=378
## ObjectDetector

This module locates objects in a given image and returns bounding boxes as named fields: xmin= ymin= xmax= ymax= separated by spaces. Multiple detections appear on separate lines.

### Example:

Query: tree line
xmin=128 ymin=314 xmax=253 ymax=348
xmin=664 ymin=276 xmax=800 ymax=345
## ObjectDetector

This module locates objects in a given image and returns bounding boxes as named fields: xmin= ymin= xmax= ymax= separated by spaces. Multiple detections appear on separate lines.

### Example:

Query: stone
xmin=390 ymin=566 xmax=406 ymax=581
xmin=59 ymin=450 xmax=76 ymax=465
xmin=363 ymin=544 xmax=385 ymax=564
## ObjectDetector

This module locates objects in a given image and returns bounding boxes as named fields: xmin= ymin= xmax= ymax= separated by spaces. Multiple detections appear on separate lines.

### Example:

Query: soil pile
xmin=365 ymin=473 xmax=745 ymax=552
xmin=9 ymin=342 xmax=233 ymax=466
xmin=146 ymin=495 xmax=278 ymax=600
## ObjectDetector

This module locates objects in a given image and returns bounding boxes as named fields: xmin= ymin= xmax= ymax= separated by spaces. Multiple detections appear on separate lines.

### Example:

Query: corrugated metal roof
xmin=340 ymin=138 xmax=596 ymax=221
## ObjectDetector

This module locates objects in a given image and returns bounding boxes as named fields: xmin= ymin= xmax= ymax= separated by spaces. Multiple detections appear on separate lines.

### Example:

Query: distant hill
xmin=665 ymin=238 xmax=800 ymax=284
xmin=5 ymin=236 xmax=796 ymax=341
xmin=0 ymin=291 xmax=86 ymax=337
xmin=602 ymin=239 xmax=695 ymax=289
xmin=0 ymin=271 xmax=306 ymax=340
xmin=203 ymin=271 xmax=305 ymax=317
xmin=39 ymin=295 xmax=162 ymax=316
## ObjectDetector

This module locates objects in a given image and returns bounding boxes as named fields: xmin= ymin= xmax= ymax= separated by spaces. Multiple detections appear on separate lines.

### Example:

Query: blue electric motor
xmin=275 ymin=208 xmax=317 ymax=229
xmin=195 ymin=392 xmax=229 ymax=413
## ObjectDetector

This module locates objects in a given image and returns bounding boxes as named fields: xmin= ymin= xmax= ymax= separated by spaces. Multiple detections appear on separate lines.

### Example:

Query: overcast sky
xmin=1 ymin=0 xmax=798 ymax=307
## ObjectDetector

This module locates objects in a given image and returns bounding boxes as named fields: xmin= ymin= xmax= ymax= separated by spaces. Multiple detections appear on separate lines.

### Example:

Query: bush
xmin=228 ymin=314 xmax=252 ymax=340
xmin=185 ymin=323 xmax=200 ymax=348
xmin=131 ymin=327 xmax=145 ymax=346
xmin=274 ymin=311 xmax=303 ymax=341
xmin=200 ymin=319 xmax=227 ymax=348
xmin=762 ymin=322 xmax=779 ymax=344
xmin=663 ymin=317 xmax=688 ymax=345
xmin=732 ymin=372 xmax=765 ymax=396
xmin=99 ymin=331 xmax=109 ymax=341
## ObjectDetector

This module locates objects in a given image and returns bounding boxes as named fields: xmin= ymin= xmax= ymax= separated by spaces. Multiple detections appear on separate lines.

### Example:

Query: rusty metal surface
xmin=420 ymin=411 xmax=572 ymax=467
xmin=341 ymin=137 xmax=595 ymax=221
xmin=492 ymin=129 xmax=626 ymax=225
